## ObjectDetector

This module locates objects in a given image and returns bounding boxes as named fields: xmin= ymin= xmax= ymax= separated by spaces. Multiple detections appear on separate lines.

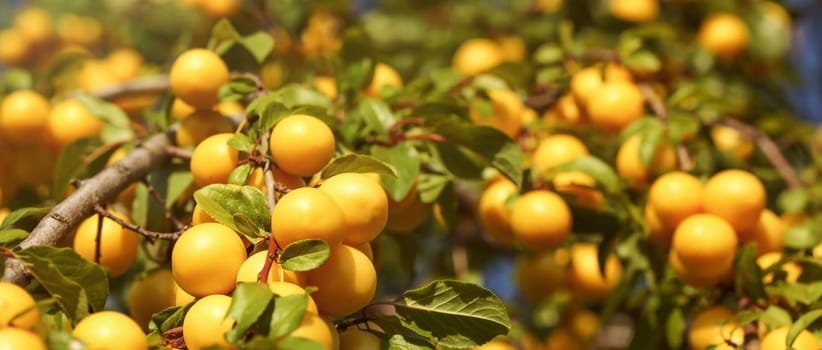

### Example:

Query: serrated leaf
xmin=52 ymin=138 xmax=104 ymax=200
xmin=394 ymin=280 xmax=511 ymax=348
xmin=371 ymin=143 xmax=421 ymax=201
xmin=268 ymin=294 xmax=309 ymax=338
xmin=226 ymin=282 xmax=275 ymax=343
xmin=554 ymin=156 xmax=622 ymax=194
xmin=429 ymin=121 xmax=523 ymax=189
xmin=193 ymin=184 xmax=270 ymax=236
xmin=277 ymin=336 xmax=327 ymax=350
xmin=786 ymin=309 xmax=822 ymax=349
xmin=229 ymin=164 xmax=253 ymax=186
xmin=0 ymin=229 xmax=29 ymax=247
xmin=16 ymin=246 xmax=109 ymax=323
xmin=239 ymin=31 xmax=275 ymax=64
xmin=75 ymin=94 xmax=135 ymax=144
xmin=321 ymin=154 xmax=398 ymax=179
xmin=1 ymin=206 xmax=51 ymax=228
xmin=279 ymin=239 xmax=330 ymax=272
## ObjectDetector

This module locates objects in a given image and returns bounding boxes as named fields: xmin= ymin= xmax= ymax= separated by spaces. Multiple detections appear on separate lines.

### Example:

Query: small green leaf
xmin=277 ymin=336 xmax=326 ymax=350
xmin=359 ymin=98 xmax=397 ymax=140
xmin=554 ymin=156 xmax=623 ymax=194
xmin=394 ymin=280 xmax=511 ymax=348
xmin=219 ymin=76 xmax=259 ymax=101
xmin=228 ymin=133 xmax=255 ymax=153
xmin=149 ymin=305 xmax=190 ymax=333
xmin=239 ymin=31 xmax=275 ymax=64
xmin=665 ymin=308 xmax=685 ymax=350
xmin=734 ymin=244 xmax=768 ymax=301
xmin=75 ymin=94 xmax=135 ymax=144
xmin=229 ymin=164 xmax=253 ymax=186
xmin=270 ymin=84 xmax=331 ymax=110
xmin=226 ymin=282 xmax=275 ymax=343
xmin=786 ymin=309 xmax=822 ymax=349
xmin=371 ymin=143 xmax=421 ymax=201
xmin=280 ymin=239 xmax=331 ymax=272
xmin=0 ymin=229 xmax=29 ymax=247
xmin=638 ymin=120 xmax=665 ymax=168
xmin=624 ymin=50 xmax=661 ymax=73
xmin=52 ymin=138 xmax=104 ymax=200
xmin=208 ymin=18 xmax=240 ymax=55
xmin=777 ymin=188 xmax=808 ymax=214
xmin=1 ymin=206 xmax=51 ymax=228
xmin=417 ymin=174 xmax=450 ymax=204
xmin=45 ymin=330 xmax=85 ymax=350
xmin=165 ymin=171 xmax=194 ymax=206
xmin=233 ymin=213 xmax=267 ymax=243
xmin=193 ymin=184 xmax=271 ymax=236
xmin=783 ymin=222 xmax=820 ymax=250
xmin=321 ymin=154 xmax=398 ymax=179
xmin=386 ymin=334 xmax=436 ymax=349
xmin=759 ymin=306 xmax=792 ymax=330
xmin=268 ymin=294 xmax=308 ymax=338
xmin=16 ymin=246 xmax=109 ymax=323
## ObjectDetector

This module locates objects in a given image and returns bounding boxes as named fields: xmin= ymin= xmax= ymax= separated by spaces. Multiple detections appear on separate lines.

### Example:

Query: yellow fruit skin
xmin=616 ymin=134 xmax=676 ymax=188
xmin=545 ymin=328 xmax=587 ymax=350
xmin=711 ymin=125 xmax=754 ymax=160
xmin=365 ymin=63 xmax=403 ymax=97
xmin=270 ymin=187 xmax=347 ymax=250
xmin=688 ymin=306 xmax=743 ymax=350
xmin=385 ymin=185 xmax=431 ymax=234
xmin=195 ymin=0 xmax=241 ymax=17
xmin=267 ymin=281 xmax=319 ymax=314
xmin=757 ymin=252 xmax=802 ymax=284
xmin=170 ymin=98 xmax=196 ymax=120
xmin=571 ymin=63 xmax=633 ymax=106
xmin=314 ymin=76 xmax=338 ymax=100
xmin=171 ymin=223 xmax=247 ymax=297
xmin=671 ymin=214 xmax=737 ymax=279
xmin=319 ymin=173 xmax=389 ymax=245
xmin=191 ymin=203 xmax=217 ymax=225
xmin=106 ymin=48 xmax=143 ymax=82
xmin=175 ymin=283 xmax=195 ymax=307
xmin=73 ymin=211 xmax=140 ymax=277
xmin=13 ymin=8 xmax=52 ymax=45
xmin=0 ymin=90 xmax=50 ymax=145
xmin=175 ymin=110 xmax=234 ymax=147
xmin=515 ymin=252 xmax=565 ymax=302
xmin=306 ymin=245 xmax=377 ymax=317
xmin=269 ymin=114 xmax=336 ymax=177
xmin=339 ymin=327 xmax=381 ymax=350
xmin=586 ymin=80 xmax=645 ymax=133
xmin=169 ymin=49 xmax=230 ymax=109
xmin=743 ymin=209 xmax=785 ymax=256
xmin=128 ymin=269 xmax=178 ymax=331
xmin=644 ymin=204 xmax=671 ymax=247
xmin=703 ymin=169 xmax=766 ymax=234
xmin=532 ymin=134 xmax=589 ymax=176
xmin=183 ymin=295 xmax=234 ymax=350
xmin=611 ymin=0 xmax=659 ymax=23
xmin=698 ymin=13 xmax=750 ymax=59
xmin=290 ymin=313 xmax=338 ymax=350
xmin=0 ymin=29 xmax=31 ymax=66
xmin=566 ymin=243 xmax=622 ymax=300
xmin=552 ymin=171 xmax=604 ymax=210
xmin=452 ymin=38 xmax=504 ymax=76
xmin=648 ymin=171 xmax=704 ymax=232
xmin=0 ymin=328 xmax=46 ymax=350
xmin=46 ymin=99 xmax=103 ymax=148
xmin=476 ymin=338 xmax=516 ymax=350
xmin=0 ymin=282 xmax=40 ymax=329
xmin=470 ymin=89 xmax=524 ymax=139
xmin=477 ymin=178 xmax=518 ymax=242
xmin=73 ymin=311 xmax=148 ymax=350
xmin=760 ymin=326 xmax=821 ymax=350
xmin=510 ymin=190 xmax=572 ymax=250
xmin=236 ymin=251 xmax=306 ymax=285
xmin=190 ymin=133 xmax=239 ymax=187
xmin=669 ymin=251 xmax=724 ymax=288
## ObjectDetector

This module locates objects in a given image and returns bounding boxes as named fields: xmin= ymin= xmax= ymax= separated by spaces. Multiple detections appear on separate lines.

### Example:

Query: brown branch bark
xmin=2 ymin=132 xmax=173 ymax=285
xmin=718 ymin=118 xmax=804 ymax=189
xmin=81 ymin=75 xmax=170 ymax=101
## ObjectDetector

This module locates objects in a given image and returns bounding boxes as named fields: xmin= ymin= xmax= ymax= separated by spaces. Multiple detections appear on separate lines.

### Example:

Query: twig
xmin=718 ymin=118 xmax=804 ymax=188
xmin=94 ymin=205 xmax=183 ymax=241
xmin=95 ymin=213 xmax=104 ymax=264
xmin=165 ymin=146 xmax=192 ymax=160
xmin=141 ymin=179 xmax=186 ymax=231
xmin=259 ymin=131 xmax=283 ymax=283
xmin=85 ymin=75 xmax=170 ymax=101
xmin=639 ymin=83 xmax=693 ymax=171
xmin=2 ymin=132 xmax=173 ymax=285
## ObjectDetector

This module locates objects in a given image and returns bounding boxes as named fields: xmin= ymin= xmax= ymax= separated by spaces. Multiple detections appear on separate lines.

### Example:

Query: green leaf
xmin=554 ymin=156 xmax=623 ymax=194
xmin=786 ymin=309 xmax=822 ymax=349
xmin=1 ymin=206 xmax=51 ymax=227
xmin=208 ymin=18 xmax=241 ymax=55
xmin=16 ymin=246 xmax=109 ymax=323
xmin=759 ymin=306 xmax=792 ymax=330
xmin=165 ymin=171 xmax=194 ymax=206
xmin=75 ymin=94 xmax=135 ymax=144
xmin=270 ymin=84 xmax=331 ymax=110
xmin=246 ymin=97 xmax=289 ymax=139
xmin=371 ymin=143 xmax=421 ymax=201
xmin=219 ymin=76 xmax=259 ymax=101
xmin=268 ymin=294 xmax=309 ymax=338
xmin=52 ymin=138 xmax=104 ymax=200
xmin=734 ymin=244 xmax=768 ymax=301
xmin=193 ymin=184 xmax=271 ymax=236
xmin=0 ymin=229 xmax=29 ymax=247
xmin=229 ymin=164 xmax=253 ymax=186
xmin=233 ymin=213 xmax=267 ymax=243
xmin=45 ymin=330 xmax=85 ymax=350
xmin=624 ymin=50 xmax=661 ymax=73
xmin=783 ymin=222 xmax=820 ymax=250
xmin=417 ymin=174 xmax=450 ymax=204
xmin=277 ymin=336 xmax=326 ymax=350
xmin=280 ymin=239 xmax=331 ymax=272
xmin=638 ymin=120 xmax=665 ymax=168
xmin=778 ymin=188 xmax=808 ymax=214
xmin=429 ymin=120 xmax=523 ymax=189
xmin=321 ymin=154 xmax=398 ymax=179
xmin=239 ymin=31 xmax=275 ymax=64
xmin=434 ymin=143 xmax=484 ymax=180
xmin=386 ymin=334 xmax=436 ymax=349
xmin=394 ymin=280 xmax=511 ymax=348
xmin=665 ymin=308 xmax=685 ymax=349
xmin=359 ymin=98 xmax=397 ymax=140
xmin=228 ymin=133 xmax=255 ymax=153
xmin=149 ymin=305 xmax=190 ymax=333
xmin=226 ymin=282 xmax=275 ymax=343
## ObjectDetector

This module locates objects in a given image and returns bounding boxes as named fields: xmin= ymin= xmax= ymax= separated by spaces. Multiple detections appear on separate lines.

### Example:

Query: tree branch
xmin=2 ymin=132 xmax=173 ymax=285
xmin=718 ymin=118 xmax=804 ymax=189
xmin=82 ymin=75 xmax=170 ymax=101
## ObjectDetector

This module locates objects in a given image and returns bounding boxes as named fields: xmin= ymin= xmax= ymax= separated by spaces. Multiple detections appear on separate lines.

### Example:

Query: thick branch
xmin=84 ymin=75 xmax=170 ymax=101
xmin=3 ymin=132 xmax=173 ymax=285
xmin=718 ymin=118 xmax=804 ymax=189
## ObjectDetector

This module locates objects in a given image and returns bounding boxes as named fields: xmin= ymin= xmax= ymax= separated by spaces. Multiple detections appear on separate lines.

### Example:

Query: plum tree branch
xmin=81 ymin=75 xmax=170 ymax=101
xmin=2 ymin=132 xmax=173 ymax=285
xmin=718 ymin=118 xmax=804 ymax=189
